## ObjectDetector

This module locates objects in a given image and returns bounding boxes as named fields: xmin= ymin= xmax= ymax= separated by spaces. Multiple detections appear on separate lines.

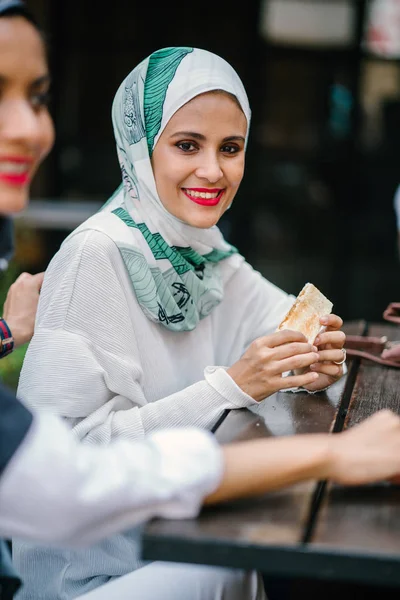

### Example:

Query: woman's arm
xmin=16 ymin=229 xmax=263 ymax=441
xmin=0 ymin=411 xmax=222 ymax=546
xmin=207 ymin=409 xmax=400 ymax=505
xmin=18 ymin=325 xmax=262 ymax=441
xmin=1 ymin=271 xmax=44 ymax=351
xmin=2 ymin=402 xmax=400 ymax=547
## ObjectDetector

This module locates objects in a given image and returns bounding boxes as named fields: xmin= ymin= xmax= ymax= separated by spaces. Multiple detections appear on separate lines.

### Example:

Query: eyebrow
xmin=0 ymin=73 xmax=50 ymax=87
xmin=31 ymin=74 xmax=51 ymax=88
xmin=170 ymin=131 xmax=245 ymax=143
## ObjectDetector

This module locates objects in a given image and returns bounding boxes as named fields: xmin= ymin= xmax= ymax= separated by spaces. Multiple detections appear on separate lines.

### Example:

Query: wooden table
xmin=141 ymin=321 xmax=400 ymax=591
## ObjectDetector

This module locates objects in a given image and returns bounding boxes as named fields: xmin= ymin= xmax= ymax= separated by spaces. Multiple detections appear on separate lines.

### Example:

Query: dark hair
xmin=0 ymin=0 xmax=37 ymax=24
xmin=0 ymin=0 xmax=49 ymax=55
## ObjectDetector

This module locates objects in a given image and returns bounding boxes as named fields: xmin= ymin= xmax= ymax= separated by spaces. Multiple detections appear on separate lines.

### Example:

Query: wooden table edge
xmin=141 ymin=533 xmax=400 ymax=587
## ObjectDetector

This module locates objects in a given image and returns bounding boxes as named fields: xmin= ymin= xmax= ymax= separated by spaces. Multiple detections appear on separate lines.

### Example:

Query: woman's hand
xmin=2 ymin=271 xmax=44 ymax=347
xmin=381 ymin=344 xmax=400 ymax=363
xmin=328 ymin=410 xmax=400 ymax=485
xmin=227 ymin=330 xmax=320 ymax=402
xmin=302 ymin=313 xmax=346 ymax=392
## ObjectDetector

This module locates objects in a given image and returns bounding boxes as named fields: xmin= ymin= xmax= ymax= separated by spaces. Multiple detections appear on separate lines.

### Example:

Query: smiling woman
xmin=0 ymin=9 xmax=53 ymax=214
xmin=0 ymin=4 xmax=52 ymax=357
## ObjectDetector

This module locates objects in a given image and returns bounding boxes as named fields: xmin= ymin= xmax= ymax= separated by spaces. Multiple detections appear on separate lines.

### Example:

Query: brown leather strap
xmin=345 ymin=334 xmax=400 ymax=368
xmin=345 ymin=335 xmax=387 ymax=353
xmin=345 ymin=347 xmax=400 ymax=368
xmin=383 ymin=303 xmax=400 ymax=324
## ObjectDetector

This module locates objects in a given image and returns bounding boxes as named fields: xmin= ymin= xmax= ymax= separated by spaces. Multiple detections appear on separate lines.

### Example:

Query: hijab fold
xmin=71 ymin=47 xmax=251 ymax=331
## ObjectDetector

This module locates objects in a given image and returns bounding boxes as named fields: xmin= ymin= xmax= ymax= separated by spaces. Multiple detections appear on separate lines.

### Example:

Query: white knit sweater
xmin=13 ymin=229 xmax=295 ymax=599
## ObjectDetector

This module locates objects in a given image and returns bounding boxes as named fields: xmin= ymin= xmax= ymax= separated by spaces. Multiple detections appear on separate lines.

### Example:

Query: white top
xmin=13 ymin=229 xmax=295 ymax=599
xmin=0 ymin=413 xmax=222 ymax=545
xmin=17 ymin=229 xmax=295 ymax=439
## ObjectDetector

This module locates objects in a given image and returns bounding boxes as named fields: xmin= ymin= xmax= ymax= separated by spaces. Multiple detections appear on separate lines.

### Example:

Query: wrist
xmin=226 ymin=364 xmax=260 ymax=402
xmin=2 ymin=316 xmax=30 ymax=348
xmin=317 ymin=433 xmax=342 ymax=482
xmin=0 ymin=318 xmax=14 ymax=358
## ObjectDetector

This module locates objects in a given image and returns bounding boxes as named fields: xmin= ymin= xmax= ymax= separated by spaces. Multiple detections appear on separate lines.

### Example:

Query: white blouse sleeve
xmin=17 ymin=230 xmax=257 ymax=444
xmin=0 ymin=412 xmax=223 ymax=546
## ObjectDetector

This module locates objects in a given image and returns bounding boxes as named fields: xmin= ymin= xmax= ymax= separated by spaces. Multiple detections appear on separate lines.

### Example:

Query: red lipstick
xmin=0 ymin=156 xmax=32 ymax=186
xmin=182 ymin=188 xmax=224 ymax=207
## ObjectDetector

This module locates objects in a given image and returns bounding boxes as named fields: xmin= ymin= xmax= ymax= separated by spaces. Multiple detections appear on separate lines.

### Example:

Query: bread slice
xmin=277 ymin=282 xmax=333 ymax=344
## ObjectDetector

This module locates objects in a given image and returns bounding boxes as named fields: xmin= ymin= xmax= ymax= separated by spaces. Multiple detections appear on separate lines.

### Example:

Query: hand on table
xmin=2 ymin=271 xmax=44 ymax=347
xmin=381 ymin=344 xmax=400 ymax=363
xmin=329 ymin=410 xmax=400 ymax=485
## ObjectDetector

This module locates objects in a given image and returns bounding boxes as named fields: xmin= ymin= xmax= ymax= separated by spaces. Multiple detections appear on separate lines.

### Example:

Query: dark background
xmin=23 ymin=0 xmax=400 ymax=322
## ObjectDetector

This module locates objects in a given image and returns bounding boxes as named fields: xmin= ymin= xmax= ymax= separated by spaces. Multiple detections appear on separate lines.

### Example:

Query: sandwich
xmin=277 ymin=282 xmax=333 ymax=345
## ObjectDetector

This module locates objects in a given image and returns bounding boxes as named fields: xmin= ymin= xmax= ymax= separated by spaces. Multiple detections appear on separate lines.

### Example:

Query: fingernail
xmin=320 ymin=317 xmax=328 ymax=324
xmin=314 ymin=337 xmax=320 ymax=345
xmin=310 ymin=364 xmax=317 ymax=370
xmin=312 ymin=345 xmax=318 ymax=352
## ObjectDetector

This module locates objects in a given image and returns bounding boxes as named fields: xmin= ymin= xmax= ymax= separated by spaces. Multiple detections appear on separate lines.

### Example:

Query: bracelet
xmin=0 ymin=318 xmax=14 ymax=358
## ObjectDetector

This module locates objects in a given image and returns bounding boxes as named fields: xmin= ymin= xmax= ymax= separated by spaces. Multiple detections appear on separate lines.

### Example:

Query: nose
xmin=1 ymin=99 xmax=42 ymax=147
xmin=195 ymin=150 xmax=223 ymax=183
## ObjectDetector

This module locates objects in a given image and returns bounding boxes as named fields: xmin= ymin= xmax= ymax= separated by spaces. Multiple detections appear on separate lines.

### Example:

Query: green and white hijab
xmin=75 ymin=47 xmax=251 ymax=331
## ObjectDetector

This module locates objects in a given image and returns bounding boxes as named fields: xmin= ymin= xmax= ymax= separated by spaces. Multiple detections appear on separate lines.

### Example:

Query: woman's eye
xmin=221 ymin=144 xmax=240 ymax=154
xmin=31 ymin=91 xmax=51 ymax=109
xmin=176 ymin=141 xmax=196 ymax=152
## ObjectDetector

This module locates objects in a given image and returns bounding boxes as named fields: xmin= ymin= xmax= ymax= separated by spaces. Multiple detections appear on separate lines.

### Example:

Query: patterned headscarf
xmin=73 ymin=47 xmax=251 ymax=331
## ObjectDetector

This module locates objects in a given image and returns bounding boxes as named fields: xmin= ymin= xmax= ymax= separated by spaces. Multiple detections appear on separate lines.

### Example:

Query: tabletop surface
xmin=141 ymin=321 xmax=400 ymax=587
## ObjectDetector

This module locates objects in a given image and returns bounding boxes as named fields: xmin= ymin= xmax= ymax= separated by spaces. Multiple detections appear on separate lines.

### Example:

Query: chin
xmin=188 ymin=218 xmax=220 ymax=229
xmin=183 ymin=209 xmax=224 ymax=230
xmin=0 ymin=190 xmax=29 ymax=215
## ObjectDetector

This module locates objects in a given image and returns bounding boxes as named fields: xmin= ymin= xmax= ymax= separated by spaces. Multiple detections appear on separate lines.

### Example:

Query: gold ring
xmin=333 ymin=348 xmax=346 ymax=365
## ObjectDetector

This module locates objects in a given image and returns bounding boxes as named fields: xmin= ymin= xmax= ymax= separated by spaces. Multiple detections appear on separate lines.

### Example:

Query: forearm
xmin=17 ymin=328 xmax=257 ymax=442
xmin=205 ymin=434 xmax=332 ymax=505
xmin=140 ymin=367 xmax=257 ymax=433
xmin=1 ymin=316 xmax=18 ymax=348
xmin=1 ymin=312 xmax=35 ymax=350
xmin=74 ymin=372 xmax=256 ymax=444
xmin=1 ymin=272 xmax=44 ymax=349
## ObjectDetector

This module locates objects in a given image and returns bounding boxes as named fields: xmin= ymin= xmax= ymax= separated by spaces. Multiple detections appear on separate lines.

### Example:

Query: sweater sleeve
xmin=17 ymin=230 xmax=257 ymax=443
xmin=0 ymin=412 xmax=223 ymax=545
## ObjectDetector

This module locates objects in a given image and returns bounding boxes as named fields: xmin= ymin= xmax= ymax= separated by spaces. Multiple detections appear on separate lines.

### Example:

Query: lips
xmin=0 ymin=156 xmax=33 ymax=186
xmin=182 ymin=188 xmax=224 ymax=207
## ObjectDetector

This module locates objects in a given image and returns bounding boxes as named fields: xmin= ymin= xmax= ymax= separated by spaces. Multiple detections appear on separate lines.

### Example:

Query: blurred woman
xmin=0 ymin=0 xmax=51 ymax=353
